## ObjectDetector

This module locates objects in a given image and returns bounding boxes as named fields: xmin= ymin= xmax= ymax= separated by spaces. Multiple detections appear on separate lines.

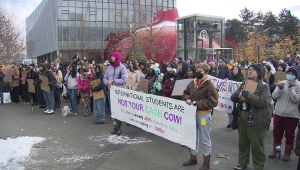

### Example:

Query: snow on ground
xmin=0 ymin=136 xmax=45 ymax=170
xmin=89 ymin=134 xmax=151 ymax=145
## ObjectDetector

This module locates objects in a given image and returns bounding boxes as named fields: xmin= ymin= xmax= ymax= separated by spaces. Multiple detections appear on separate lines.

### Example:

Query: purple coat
xmin=103 ymin=64 xmax=128 ymax=88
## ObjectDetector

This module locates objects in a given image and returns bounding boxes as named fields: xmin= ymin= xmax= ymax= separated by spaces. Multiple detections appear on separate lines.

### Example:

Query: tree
xmin=273 ymin=36 xmax=296 ymax=59
xmin=77 ymin=6 xmax=90 ymax=57
xmin=26 ymin=33 xmax=37 ymax=60
xmin=263 ymin=11 xmax=280 ymax=47
xmin=0 ymin=2 xmax=25 ymax=64
xmin=278 ymin=9 xmax=300 ymax=37
xmin=225 ymin=19 xmax=245 ymax=43
xmin=245 ymin=29 xmax=269 ymax=62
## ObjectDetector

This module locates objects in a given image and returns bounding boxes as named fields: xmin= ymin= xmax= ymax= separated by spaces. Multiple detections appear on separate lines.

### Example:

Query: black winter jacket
xmin=0 ymin=71 xmax=5 ymax=91
xmin=218 ymin=66 xmax=231 ymax=79
xmin=43 ymin=70 xmax=55 ymax=91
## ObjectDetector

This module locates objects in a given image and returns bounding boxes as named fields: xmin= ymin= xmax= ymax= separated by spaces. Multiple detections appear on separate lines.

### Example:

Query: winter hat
xmin=278 ymin=59 xmax=284 ymax=63
xmin=110 ymin=52 xmax=121 ymax=68
xmin=278 ymin=63 xmax=287 ymax=72
xmin=208 ymin=62 xmax=216 ymax=68
xmin=171 ymin=68 xmax=177 ymax=74
xmin=286 ymin=66 xmax=300 ymax=79
xmin=150 ymin=65 xmax=160 ymax=75
xmin=30 ymin=63 xmax=35 ymax=67
xmin=249 ymin=63 xmax=263 ymax=77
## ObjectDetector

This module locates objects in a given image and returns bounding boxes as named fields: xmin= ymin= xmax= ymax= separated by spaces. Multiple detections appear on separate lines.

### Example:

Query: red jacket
xmin=78 ymin=73 xmax=93 ymax=94
xmin=162 ymin=78 xmax=176 ymax=98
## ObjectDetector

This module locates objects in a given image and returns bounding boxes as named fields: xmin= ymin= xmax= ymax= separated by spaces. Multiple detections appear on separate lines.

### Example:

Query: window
xmin=103 ymin=9 xmax=109 ymax=21
xmin=90 ymin=9 xmax=96 ymax=21
xmin=63 ymin=27 xmax=69 ymax=41
xmin=97 ymin=9 xmax=102 ymax=21
xmin=76 ymin=8 xmax=83 ymax=21
xmin=70 ymin=27 xmax=76 ymax=41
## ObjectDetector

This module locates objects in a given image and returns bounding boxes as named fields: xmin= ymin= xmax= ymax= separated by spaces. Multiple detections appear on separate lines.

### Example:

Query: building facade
xmin=26 ymin=0 xmax=177 ymax=64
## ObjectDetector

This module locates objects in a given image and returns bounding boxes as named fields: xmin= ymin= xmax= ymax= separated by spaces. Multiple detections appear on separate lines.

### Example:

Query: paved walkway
xmin=0 ymin=101 xmax=298 ymax=170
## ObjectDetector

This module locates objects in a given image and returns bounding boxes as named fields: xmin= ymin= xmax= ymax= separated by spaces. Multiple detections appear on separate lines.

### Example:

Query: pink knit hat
xmin=208 ymin=62 xmax=216 ymax=68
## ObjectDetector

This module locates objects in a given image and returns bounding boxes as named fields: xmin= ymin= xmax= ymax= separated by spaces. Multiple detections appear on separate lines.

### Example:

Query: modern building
xmin=175 ymin=14 xmax=240 ymax=63
xmin=26 ymin=0 xmax=177 ymax=64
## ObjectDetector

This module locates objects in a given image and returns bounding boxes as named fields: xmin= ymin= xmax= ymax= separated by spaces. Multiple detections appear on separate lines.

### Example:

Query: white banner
xmin=110 ymin=86 xmax=197 ymax=150
xmin=207 ymin=75 xmax=243 ymax=113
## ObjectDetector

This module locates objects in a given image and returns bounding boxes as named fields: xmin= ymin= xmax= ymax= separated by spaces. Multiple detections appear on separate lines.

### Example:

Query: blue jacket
xmin=218 ymin=66 xmax=231 ymax=79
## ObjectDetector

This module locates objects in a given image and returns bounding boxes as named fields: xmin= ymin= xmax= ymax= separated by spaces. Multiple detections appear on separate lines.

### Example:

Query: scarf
xmin=80 ymin=71 xmax=90 ymax=80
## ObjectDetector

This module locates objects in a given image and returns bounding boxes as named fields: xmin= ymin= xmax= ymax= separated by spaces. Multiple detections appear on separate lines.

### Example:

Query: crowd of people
xmin=0 ymin=52 xmax=300 ymax=170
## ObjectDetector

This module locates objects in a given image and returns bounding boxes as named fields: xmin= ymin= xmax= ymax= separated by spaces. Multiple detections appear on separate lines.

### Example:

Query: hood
xmin=110 ymin=52 xmax=121 ymax=68
xmin=182 ymin=60 xmax=188 ymax=75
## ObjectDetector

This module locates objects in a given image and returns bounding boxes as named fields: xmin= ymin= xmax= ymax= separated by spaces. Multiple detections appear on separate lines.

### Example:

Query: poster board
xmin=3 ymin=66 xmax=13 ymax=82
xmin=90 ymin=79 xmax=104 ymax=100
xmin=274 ymin=72 xmax=286 ymax=82
xmin=142 ymin=79 xmax=148 ymax=94
xmin=244 ymin=79 xmax=258 ymax=94
xmin=27 ymin=79 xmax=35 ymax=93
xmin=21 ymin=71 xmax=28 ymax=85
xmin=171 ymin=79 xmax=193 ymax=96
xmin=39 ymin=75 xmax=50 ymax=93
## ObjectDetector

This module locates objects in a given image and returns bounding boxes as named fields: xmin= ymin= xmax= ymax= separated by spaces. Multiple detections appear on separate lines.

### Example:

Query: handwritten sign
xmin=3 ymin=66 xmax=13 ymax=82
xmin=171 ymin=79 xmax=193 ymax=96
xmin=142 ymin=79 xmax=148 ymax=94
xmin=110 ymin=86 xmax=197 ymax=150
xmin=274 ymin=72 xmax=286 ymax=82
xmin=90 ymin=79 xmax=104 ymax=100
xmin=27 ymin=79 xmax=35 ymax=93
xmin=39 ymin=75 xmax=50 ymax=93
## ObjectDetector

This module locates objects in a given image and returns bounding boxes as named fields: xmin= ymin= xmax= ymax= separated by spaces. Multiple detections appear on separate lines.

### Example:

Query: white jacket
xmin=64 ymin=72 xmax=79 ymax=89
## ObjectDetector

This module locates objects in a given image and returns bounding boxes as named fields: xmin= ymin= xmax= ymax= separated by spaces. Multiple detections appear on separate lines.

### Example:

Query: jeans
xmin=43 ymin=91 xmax=54 ymax=110
xmin=54 ymin=88 xmax=61 ymax=107
xmin=191 ymin=113 xmax=212 ymax=157
xmin=93 ymin=97 xmax=106 ymax=123
xmin=12 ymin=87 xmax=20 ymax=103
xmin=69 ymin=89 xmax=78 ymax=114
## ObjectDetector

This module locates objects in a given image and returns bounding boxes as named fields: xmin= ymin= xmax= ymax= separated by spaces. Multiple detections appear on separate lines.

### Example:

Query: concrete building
xmin=26 ymin=0 xmax=177 ymax=64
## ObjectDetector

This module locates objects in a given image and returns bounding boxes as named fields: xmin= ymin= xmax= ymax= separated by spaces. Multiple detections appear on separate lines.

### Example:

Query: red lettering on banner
xmin=155 ymin=126 xmax=166 ymax=134
xmin=218 ymin=102 xmax=227 ymax=108
xmin=144 ymin=117 xmax=152 ymax=122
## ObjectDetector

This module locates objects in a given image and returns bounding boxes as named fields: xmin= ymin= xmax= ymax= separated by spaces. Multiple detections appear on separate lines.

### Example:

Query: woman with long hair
xmin=64 ymin=64 xmax=79 ymax=116
xmin=124 ymin=59 xmax=141 ymax=91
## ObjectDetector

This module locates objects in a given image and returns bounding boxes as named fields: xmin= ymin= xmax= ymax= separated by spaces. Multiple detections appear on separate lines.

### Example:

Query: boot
xmin=269 ymin=143 xmax=280 ymax=158
xmin=282 ymin=145 xmax=294 ymax=161
xmin=183 ymin=152 xmax=197 ymax=166
xmin=199 ymin=155 xmax=210 ymax=170
xmin=111 ymin=128 xmax=118 ymax=135
xmin=117 ymin=129 xmax=122 ymax=135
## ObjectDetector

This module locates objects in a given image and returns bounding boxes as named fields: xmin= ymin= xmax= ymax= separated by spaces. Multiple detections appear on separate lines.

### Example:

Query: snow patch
xmin=56 ymin=151 xmax=119 ymax=164
xmin=0 ymin=136 xmax=45 ymax=170
xmin=89 ymin=135 xmax=151 ymax=145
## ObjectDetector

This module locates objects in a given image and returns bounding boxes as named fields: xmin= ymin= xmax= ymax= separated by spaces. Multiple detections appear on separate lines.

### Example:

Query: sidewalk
xmin=0 ymin=101 xmax=298 ymax=170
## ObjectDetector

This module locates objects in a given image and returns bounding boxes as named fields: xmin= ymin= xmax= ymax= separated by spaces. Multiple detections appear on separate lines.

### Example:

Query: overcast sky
xmin=1 ymin=0 xmax=300 ymax=27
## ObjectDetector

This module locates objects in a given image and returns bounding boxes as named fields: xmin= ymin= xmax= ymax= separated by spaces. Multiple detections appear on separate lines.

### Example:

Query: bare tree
xmin=76 ymin=5 xmax=90 ymax=57
xmin=26 ymin=33 xmax=37 ymax=61
xmin=0 ymin=2 xmax=25 ymax=64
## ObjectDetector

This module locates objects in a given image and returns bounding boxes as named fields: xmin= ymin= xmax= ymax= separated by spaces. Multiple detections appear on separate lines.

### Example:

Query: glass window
xmin=62 ymin=21 xmax=69 ymax=26
xmin=97 ymin=2 xmax=102 ymax=8
xmin=62 ymin=1 xmax=68 ymax=6
xmin=96 ymin=28 xmax=103 ymax=41
xmin=58 ymin=7 xmax=62 ymax=20
xmin=146 ymin=0 xmax=151 ymax=5
xmin=97 ymin=22 xmax=102 ymax=27
xmin=115 ymin=0 xmax=122 ymax=3
xmin=90 ymin=21 xmax=96 ymax=27
xmin=76 ymin=8 xmax=83 ymax=21
xmin=76 ymin=1 xmax=82 ymax=7
xmin=69 ymin=1 xmax=75 ymax=7
xmin=58 ymin=27 xmax=62 ymax=41
xmin=97 ymin=9 xmax=102 ymax=21
xmin=62 ymin=14 xmax=69 ymax=20
xmin=103 ymin=22 xmax=109 ymax=27
xmin=89 ymin=2 xmax=96 ymax=7
xmin=70 ymin=21 xmax=76 ymax=27
xmin=90 ymin=28 xmax=97 ymax=41
xmin=168 ymin=0 xmax=173 ymax=7
xmin=103 ymin=3 xmax=109 ymax=8
xmin=103 ymin=28 xmax=109 ymax=41
xmin=58 ymin=21 xmax=62 ymax=26
xmin=128 ymin=0 xmax=134 ymax=4
xmin=83 ymin=28 xmax=90 ymax=41
xmin=110 ymin=10 xmax=115 ymax=21
xmin=63 ymin=27 xmax=69 ymax=41
xmin=103 ymin=9 xmax=109 ymax=21
xmin=140 ymin=0 xmax=145 ymax=5
xmin=90 ymin=15 xmax=96 ymax=21
xmin=77 ymin=28 xmax=83 ymax=41
xmin=128 ymin=4 xmax=133 ymax=10
xmin=83 ymin=2 xmax=89 ymax=8
xmin=82 ymin=8 xmax=89 ymax=21
xmin=116 ymin=4 xmax=121 ymax=9
xmin=110 ymin=3 xmax=115 ymax=9
xmin=122 ymin=4 xmax=127 ymax=9
xmin=70 ymin=27 xmax=76 ymax=41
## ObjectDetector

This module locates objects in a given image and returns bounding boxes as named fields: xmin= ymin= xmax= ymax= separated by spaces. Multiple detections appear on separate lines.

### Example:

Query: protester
xmin=78 ymin=65 xmax=93 ymax=117
xmin=103 ymin=51 xmax=128 ymax=135
xmin=36 ymin=64 xmax=46 ymax=108
xmin=208 ymin=62 xmax=218 ymax=77
xmin=90 ymin=64 xmax=106 ymax=124
xmin=231 ymin=63 xmax=272 ymax=170
xmin=218 ymin=58 xmax=231 ymax=80
xmin=178 ymin=60 xmax=188 ymax=79
xmin=28 ymin=64 xmax=38 ymax=106
xmin=161 ymin=61 xmax=168 ymax=75
xmin=227 ymin=66 xmax=244 ymax=129
xmin=162 ymin=69 xmax=177 ymax=98
xmin=163 ymin=61 xmax=177 ymax=84
xmin=21 ymin=67 xmax=31 ymax=104
xmin=264 ymin=65 xmax=276 ymax=94
xmin=53 ymin=66 xmax=63 ymax=109
xmin=228 ymin=59 xmax=235 ymax=70
xmin=270 ymin=66 xmax=300 ymax=161
xmin=147 ymin=65 xmax=163 ymax=96
xmin=42 ymin=63 xmax=55 ymax=114
xmin=0 ymin=65 xmax=4 ymax=104
xmin=11 ymin=66 xmax=20 ymax=104
xmin=64 ymin=64 xmax=79 ymax=116
xmin=277 ymin=63 xmax=287 ymax=73
xmin=124 ymin=59 xmax=141 ymax=91
xmin=182 ymin=63 xmax=219 ymax=170
xmin=187 ymin=65 xmax=196 ymax=78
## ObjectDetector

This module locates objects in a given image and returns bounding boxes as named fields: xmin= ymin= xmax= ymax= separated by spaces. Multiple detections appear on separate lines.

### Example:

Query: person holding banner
xmin=270 ymin=66 xmax=300 ymax=161
xmin=147 ymin=65 xmax=163 ymax=96
xmin=182 ymin=63 xmax=219 ymax=170
xmin=103 ymin=51 xmax=128 ymax=135
xmin=231 ymin=63 xmax=272 ymax=170
xmin=162 ymin=68 xmax=177 ymax=98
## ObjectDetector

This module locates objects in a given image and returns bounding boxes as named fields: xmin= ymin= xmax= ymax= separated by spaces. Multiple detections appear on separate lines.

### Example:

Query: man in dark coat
xmin=217 ymin=58 xmax=231 ymax=80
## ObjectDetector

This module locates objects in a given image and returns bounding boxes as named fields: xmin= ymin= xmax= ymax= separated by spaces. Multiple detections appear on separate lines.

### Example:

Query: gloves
xmin=277 ymin=83 xmax=284 ymax=89
xmin=242 ymin=90 xmax=249 ymax=97
xmin=186 ymin=99 xmax=192 ymax=105
xmin=80 ymin=88 xmax=84 ymax=93
xmin=192 ymin=101 xmax=197 ymax=106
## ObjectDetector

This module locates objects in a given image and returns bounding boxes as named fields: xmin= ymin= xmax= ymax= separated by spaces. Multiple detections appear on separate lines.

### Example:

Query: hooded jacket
xmin=103 ymin=52 xmax=128 ymax=88
xmin=90 ymin=64 xmax=105 ymax=95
